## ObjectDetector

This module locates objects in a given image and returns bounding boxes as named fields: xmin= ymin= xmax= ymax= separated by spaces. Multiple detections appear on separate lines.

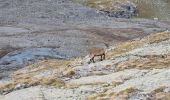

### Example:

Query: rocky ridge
xmin=0 ymin=0 xmax=170 ymax=85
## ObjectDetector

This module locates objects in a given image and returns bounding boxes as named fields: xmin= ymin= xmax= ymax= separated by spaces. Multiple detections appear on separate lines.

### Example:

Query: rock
xmin=1 ymin=86 xmax=94 ymax=100
xmin=0 ymin=48 xmax=68 ymax=71
xmin=100 ymin=1 xmax=137 ymax=18
xmin=63 ymin=69 xmax=76 ymax=77
xmin=164 ymin=87 xmax=170 ymax=93
xmin=14 ymin=84 xmax=28 ymax=90
xmin=67 ymin=69 xmax=148 ymax=87
xmin=14 ymin=84 xmax=22 ymax=90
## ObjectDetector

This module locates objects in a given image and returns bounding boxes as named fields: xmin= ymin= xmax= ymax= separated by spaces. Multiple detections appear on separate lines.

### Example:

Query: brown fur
xmin=88 ymin=47 xmax=105 ymax=63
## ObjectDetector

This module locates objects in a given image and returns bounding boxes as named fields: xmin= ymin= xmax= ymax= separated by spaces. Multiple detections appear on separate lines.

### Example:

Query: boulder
xmin=100 ymin=1 xmax=137 ymax=18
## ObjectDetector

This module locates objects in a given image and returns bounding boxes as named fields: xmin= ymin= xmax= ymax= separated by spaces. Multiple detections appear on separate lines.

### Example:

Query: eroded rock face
xmin=100 ymin=2 xmax=137 ymax=18
xmin=0 ymin=48 xmax=68 ymax=71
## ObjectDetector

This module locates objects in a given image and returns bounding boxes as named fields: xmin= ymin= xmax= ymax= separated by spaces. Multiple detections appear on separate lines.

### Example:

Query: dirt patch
xmin=0 ymin=47 xmax=19 ymax=58
xmin=83 ymin=28 xmax=144 ymax=42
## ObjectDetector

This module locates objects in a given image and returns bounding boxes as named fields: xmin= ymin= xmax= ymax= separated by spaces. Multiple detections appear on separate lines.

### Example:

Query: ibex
xmin=88 ymin=43 xmax=109 ymax=64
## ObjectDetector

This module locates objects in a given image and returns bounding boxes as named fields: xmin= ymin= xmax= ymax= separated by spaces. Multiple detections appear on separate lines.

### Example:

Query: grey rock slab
xmin=113 ymin=68 xmax=170 ymax=93
xmin=0 ymin=48 xmax=68 ymax=71
xmin=1 ymin=86 xmax=94 ymax=100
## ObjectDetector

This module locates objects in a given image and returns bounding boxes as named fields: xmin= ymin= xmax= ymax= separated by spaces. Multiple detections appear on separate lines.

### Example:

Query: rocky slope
xmin=0 ymin=31 xmax=170 ymax=100
xmin=1 ymin=0 xmax=170 ymax=83
xmin=0 ymin=0 xmax=170 ymax=100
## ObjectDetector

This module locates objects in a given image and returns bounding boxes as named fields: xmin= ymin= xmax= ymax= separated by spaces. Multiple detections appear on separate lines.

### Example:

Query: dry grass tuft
xmin=107 ymin=32 xmax=170 ymax=59
xmin=0 ymin=83 xmax=16 ymax=93
xmin=117 ymin=87 xmax=138 ymax=95
xmin=88 ymin=87 xmax=138 ymax=100
xmin=105 ymin=64 xmax=112 ymax=68
xmin=0 ymin=58 xmax=83 ymax=92
xmin=63 ymin=68 xmax=76 ymax=77
xmin=40 ymin=76 xmax=65 ymax=87
xmin=112 ymin=81 xmax=123 ymax=87
xmin=142 ymin=32 xmax=170 ymax=44
xmin=0 ymin=77 xmax=65 ymax=93
xmin=11 ymin=59 xmax=77 ymax=88
xmin=88 ymin=92 xmax=109 ymax=100
xmin=111 ymin=87 xmax=138 ymax=99
xmin=155 ymin=92 xmax=170 ymax=100
xmin=92 ymin=71 xmax=107 ymax=76
xmin=88 ymin=94 xmax=99 ymax=100
xmin=107 ymin=40 xmax=143 ymax=58
xmin=116 ymin=55 xmax=170 ymax=70
xmin=152 ymin=86 xmax=167 ymax=94
xmin=74 ymin=0 xmax=127 ymax=11
xmin=85 ymin=0 xmax=113 ymax=10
